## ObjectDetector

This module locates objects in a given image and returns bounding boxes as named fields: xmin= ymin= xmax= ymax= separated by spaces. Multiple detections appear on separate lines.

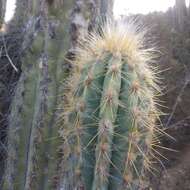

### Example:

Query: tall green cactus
xmin=61 ymin=20 xmax=162 ymax=190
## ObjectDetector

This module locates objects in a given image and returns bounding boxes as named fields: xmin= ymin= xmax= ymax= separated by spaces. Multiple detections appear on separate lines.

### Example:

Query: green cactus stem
xmin=61 ymin=20 xmax=162 ymax=190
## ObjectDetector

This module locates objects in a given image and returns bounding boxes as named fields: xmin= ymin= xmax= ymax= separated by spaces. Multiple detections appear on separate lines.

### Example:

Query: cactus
xmin=3 ymin=5 xmax=75 ymax=190
xmin=61 ymin=20 xmax=162 ymax=190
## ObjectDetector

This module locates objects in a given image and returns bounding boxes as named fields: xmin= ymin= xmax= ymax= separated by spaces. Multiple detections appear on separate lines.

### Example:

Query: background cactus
xmin=3 ymin=20 xmax=65 ymax=190
xmin=61 ymin=20 xmax=162 ymax=190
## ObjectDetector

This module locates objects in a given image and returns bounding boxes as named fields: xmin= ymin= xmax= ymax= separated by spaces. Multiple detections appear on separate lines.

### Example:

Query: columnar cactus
xmin=61 ymin=20 xmax=162 ymax=190
xmin=3 ymin=2 xmax=75 ymax=190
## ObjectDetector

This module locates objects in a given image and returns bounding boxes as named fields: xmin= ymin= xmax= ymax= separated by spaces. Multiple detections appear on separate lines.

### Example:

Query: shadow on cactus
xmin=59 ymin=19 xmax=167 ymax=190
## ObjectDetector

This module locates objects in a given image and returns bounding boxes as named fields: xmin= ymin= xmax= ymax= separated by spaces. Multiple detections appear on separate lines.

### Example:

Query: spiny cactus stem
xmin=92 ymin=56 xmax=122 ymax=190
xmin=62 ymin=21 xmax=161 ymax=190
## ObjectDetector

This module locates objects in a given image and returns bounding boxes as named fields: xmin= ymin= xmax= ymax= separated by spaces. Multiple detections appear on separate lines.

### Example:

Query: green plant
xmin=60 ymin=20 xmax=162 ymax=190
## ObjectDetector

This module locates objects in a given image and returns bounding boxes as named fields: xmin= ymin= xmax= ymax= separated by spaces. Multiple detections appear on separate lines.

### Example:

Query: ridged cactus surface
xmin=61 ymin=21 xmax=162 ymax=190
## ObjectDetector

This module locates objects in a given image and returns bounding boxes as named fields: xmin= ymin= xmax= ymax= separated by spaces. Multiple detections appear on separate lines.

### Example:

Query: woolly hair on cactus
xmin=60 ymin=20 xmax=163 ymax=190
